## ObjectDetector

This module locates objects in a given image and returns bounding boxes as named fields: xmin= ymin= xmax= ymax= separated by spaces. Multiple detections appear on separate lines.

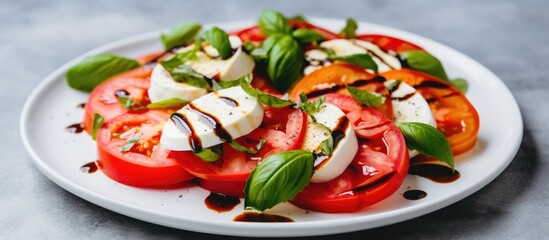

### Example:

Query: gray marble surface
xmin=2 ymin=0 xmax=548 ymax=239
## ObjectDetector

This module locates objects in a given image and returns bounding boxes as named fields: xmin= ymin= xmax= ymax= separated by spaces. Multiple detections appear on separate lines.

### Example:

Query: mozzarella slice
xmin=387 ymin=80 xmax=437 ymax=157
xmin=160 ymin=86 xmax=264 ymax=151
xmin=148 ymin=64 xmax=208 ymax=103
xmin=303 ymin=39 xmax=402 ymax=75
xmin=300 ymin=103 xmax=358 ymax=183
xmin=148 ymin=36 xmax=254 ymax=103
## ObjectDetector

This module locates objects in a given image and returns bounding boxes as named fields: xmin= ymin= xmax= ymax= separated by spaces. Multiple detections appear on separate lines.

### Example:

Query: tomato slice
xmin=171 ymin=107 xmax=307 ymax=182
xmin=194 ymin=179 xmax=247 ymax=198
xmin=380 ymin=69 xmax=480 ymax=155
xmin=96 ymin=111 xmax=194 ymax=187
xmin=356 ymin=34 xmax=424 ymax=53
xmin=289 ymin=63 xmax=393 ymax=118
xmin=291 ymin=96 xmax=409 ymax=213
xmin=83 ymin=66 xmax=152 ymax=134
xmin=232 ymin=20 xmax=339 ymax=43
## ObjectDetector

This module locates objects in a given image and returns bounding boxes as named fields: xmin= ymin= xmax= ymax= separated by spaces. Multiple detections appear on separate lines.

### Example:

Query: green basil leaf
xmin=340 ymin=18 xmax=358 ymax=39
xmin=239 ymin=79 xmax=294 ymax=108
xmin=161 ymin=22 xmax=202 ymax=50
xmin=401 ymin=50 xmax=449 ymax=81
xmin=346 ymin=85 xmax=385 ymax=107
xmin=91 ymin=113 xmax=104 ymax=141
xmin=116 ymin=95 xmax=146 ymax=111
xmin=256 ymin=138 xmax=265 ymax=151
xmin=194 ymin=147 xmax=222 ymax=162
xmin=396 ymin=122 xmax=454 ymax=169
xmin=202 ymin=27 xmax=232 ymax=59
xmin=267 ymin=35 xmax=304 ymax=92
xmin=297 ymin=92 xmax=325 ymax=117
xmin=244 ymin=150 xmax=314 ymax=211
xmin=258 ymin=10 xmax=292 ymax=36
xmin=330 ymin=53 xmax=378 ymax=72
xmin=66 ymin=54 xmax=140 ymax=92
xmin=212 ymin=74 xmax=253 ymax=91
xmin=146 ymin=98 xmax=188 ymax=109
xmin=319 ymin=135 xmax=334 ymax=156
xmin=262 ymin=33 xmax=285 ymax=53
xmin=160 ymin=58 xmax=211 ymax=89
xmin=171 ymin=41 xmax=201 ymax=62
xmin=292 ymin=28 xmax=325 ymax=44
xmin=119 ymin=133 xmax=141 ymax=152
xmin=289 ymin=15 xmax=307 ymax=22
xmin=228 ymin=140 xmax=258 ymax=155
xmin=450 ymin=78 xmax=468 ymax=93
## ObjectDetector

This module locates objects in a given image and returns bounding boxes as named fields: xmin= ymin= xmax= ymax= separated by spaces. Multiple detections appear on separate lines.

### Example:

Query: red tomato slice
xmin=170 ymin=107 xmax=307 ymax=182
xmin=289 ymin=63 xmax=394 ymax=119
xmin=291 ymin=95 xmax=409 ymax=213
xmin=96 ymin=111 xmax=194 ymax=187
xmin=83 ymin=66 xmax=152 ymax=134
xmin=380 ymin=69 xmax=480 ymax=155
xmin=194 ymin=179 xmax=247 ymax=198
xmin=356 ymin=34 xmax=424 ymax=53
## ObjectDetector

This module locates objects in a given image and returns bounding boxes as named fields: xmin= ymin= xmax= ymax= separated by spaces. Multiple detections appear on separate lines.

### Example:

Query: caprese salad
xmin=66 ymin=11 xmax=479 ymax=214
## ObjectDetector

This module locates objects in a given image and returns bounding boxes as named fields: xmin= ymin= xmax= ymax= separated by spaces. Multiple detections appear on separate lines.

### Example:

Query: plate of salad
xmin=20 ymin=11 xmax=522 ymax=237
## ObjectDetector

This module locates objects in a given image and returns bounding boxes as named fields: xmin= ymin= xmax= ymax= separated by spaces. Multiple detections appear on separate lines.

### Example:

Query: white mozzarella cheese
xmin=148 ymin=64 xmax=208 ymax=103
xmin=300 ymin=103 xmax=359 ymax=183
xmin=160 ymin=86 xmax=264 ymax=151
xmin=387 ymin=79 xmax=437 ymax=157
xmin=148 ymin=36 xmax=255 ymax=103
xmin=303 ymin=39 xmax=402 ymax=75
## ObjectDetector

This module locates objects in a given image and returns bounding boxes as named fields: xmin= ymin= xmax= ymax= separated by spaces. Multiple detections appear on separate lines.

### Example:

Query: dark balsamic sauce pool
xmin=80 ymin=161 xmax=99 ymax=174
xmin=409 ymin=164 xmax=460 ymax=183
xmin=234 ymin=212 xmax=294 ymax=222
xmin=204 ymin=192 xmax=241 ymax=213
xmin=66 ymin=123 xmax=84 ymax=134
xmin=403 ymin=190 xmax=427 ymax=200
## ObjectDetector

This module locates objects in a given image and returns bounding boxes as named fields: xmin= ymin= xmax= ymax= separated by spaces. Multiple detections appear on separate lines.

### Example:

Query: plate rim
xmin=19 ymin=18 xmax=523 ymax=237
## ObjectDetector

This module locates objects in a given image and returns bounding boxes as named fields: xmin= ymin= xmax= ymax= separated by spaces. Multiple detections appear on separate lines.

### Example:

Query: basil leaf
xmin=146 ymin=98 xmax=188 ymax=109
xmin=396 ymin=122 xmax=454 ymax=169
xmin=161 ymin=22 xmax=202 ymax=50
xmin=256 ymin=138 xmax=265 ymax=151
xmin=228 ymin=140 xmax=258 ymax=155
xmin=267 ymin=35 xmax=304 ymax=92
xmin=91 ymin=113 xmax=104 ymax=141
xmin=202 ymin=27 xmax=232 ymax=59
xmin=160 ymin=58 xmax=211 ymax=89
xmin=244 ymin=150 xmax=314 ymax=211
xmin=260 ymin=33 xmax=285 ymax=55
xmin=239 ymin=79 xmax=294 ymax=108
xmin=340 ymin=18 xmax=358 ymax=39
xmin=330 ymin=53 xmax=378 ymax=72
xmin=297 ymin=92 xmax=325 ymax=117
xmin=292 ymin=28 xmax=325 ymax=44
xmin=450 ymin=78 xmax=468 ymax=93
xmin=212 ymin=74 xmax=252 ymax=91
xmin=289 ymin=15 xmax=307 ymax=22
xmin=346 ymin=85 xmax=385 ymax=107
xmin=194 ymin=147 xmax=222 ymax=162
xmin=116 ymin=95 xmax=146 ymax=110
xmin=119 ymin=133 xmax=141 ymax=152
xmin=171 ymin=41 xmax=201 ymax=62
xmin=66 ymin=54 xmax=140 ymax=92
xmin=401 ymin=50 xmax=449 ymax=81
xmin=319 ymin=134 xmax=334 ymax=156
xmin=258 ymin=10 xmax=292 ymax=36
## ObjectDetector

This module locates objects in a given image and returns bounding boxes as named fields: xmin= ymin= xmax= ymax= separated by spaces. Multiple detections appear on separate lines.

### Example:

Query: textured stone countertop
xmin=2 ymin=0 xmax=548 ymax=239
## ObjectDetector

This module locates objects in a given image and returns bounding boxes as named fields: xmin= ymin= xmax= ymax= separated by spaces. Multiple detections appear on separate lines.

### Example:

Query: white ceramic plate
xmin=20 ymin=19 xmax=522 ymax=237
